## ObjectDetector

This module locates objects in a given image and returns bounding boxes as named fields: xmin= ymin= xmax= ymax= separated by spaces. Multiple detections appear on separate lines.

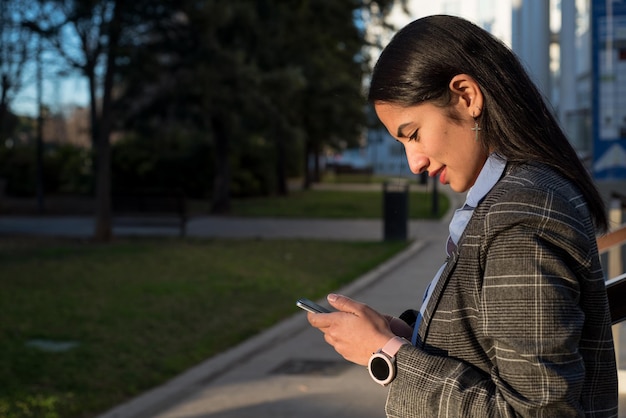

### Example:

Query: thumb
xmin=327 ymin=293 xmax=360 ymax=314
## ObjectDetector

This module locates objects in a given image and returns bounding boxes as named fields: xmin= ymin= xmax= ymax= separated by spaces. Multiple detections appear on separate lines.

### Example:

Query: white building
xmin=360 ymin=0 xmax=597 ymax=178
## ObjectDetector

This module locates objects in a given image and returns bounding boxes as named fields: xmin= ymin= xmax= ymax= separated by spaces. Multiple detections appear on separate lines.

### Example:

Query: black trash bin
xmin=383 ymin=180 xmax=409 ymax=241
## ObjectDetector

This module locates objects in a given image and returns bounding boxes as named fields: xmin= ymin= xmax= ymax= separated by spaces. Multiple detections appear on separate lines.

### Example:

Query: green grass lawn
xmin=0 ymin=184 xmax=449 ymax=417
xmin=229 ymin=189 xmax=449 ymax=219
xmin=0 ymin=237 xmax=408 ymax=418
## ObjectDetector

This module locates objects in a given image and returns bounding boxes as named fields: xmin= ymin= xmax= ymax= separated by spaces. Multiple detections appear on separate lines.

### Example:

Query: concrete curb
xmin=96 ymin=239 xmax=427 ymax=418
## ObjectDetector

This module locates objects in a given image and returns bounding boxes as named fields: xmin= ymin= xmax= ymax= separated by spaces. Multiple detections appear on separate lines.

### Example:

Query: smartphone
xmin=296 ymin=297 xmax=332 ymax=314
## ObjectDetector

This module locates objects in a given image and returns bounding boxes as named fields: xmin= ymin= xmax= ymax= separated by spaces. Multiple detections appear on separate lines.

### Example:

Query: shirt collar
xmin=446 ymin=153 xmax=507 ymax=253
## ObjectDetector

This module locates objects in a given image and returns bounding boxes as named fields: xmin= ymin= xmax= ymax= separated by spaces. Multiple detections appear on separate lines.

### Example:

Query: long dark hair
xmin=369 ymin=15 xmax=607 ymax=232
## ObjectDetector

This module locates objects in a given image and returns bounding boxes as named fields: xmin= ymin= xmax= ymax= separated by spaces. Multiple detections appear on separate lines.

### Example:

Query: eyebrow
xmin=396 ymin=123 xmax=412 ymax=138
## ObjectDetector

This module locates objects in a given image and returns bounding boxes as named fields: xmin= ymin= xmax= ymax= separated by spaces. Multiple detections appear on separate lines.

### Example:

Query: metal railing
xmin=599 ymin=192 xmax=626 ymax=281
xmin=598 ymin=193 xmax=626 ymax=394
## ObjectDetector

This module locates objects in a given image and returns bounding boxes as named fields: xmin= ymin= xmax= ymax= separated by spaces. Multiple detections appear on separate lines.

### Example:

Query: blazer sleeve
xmin=385 ymin=186 xmax=600 ymax=418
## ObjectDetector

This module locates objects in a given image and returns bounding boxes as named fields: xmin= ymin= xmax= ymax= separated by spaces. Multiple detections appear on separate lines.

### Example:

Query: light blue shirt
xmin=446 ymin=154 xmax=508 ymax=254
xmin=412 ymin=154 xmax=507 ymax=345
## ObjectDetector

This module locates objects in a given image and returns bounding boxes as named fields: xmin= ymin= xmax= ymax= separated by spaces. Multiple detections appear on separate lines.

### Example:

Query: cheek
xmin=459 ymin=152 xmax=489 ymax=190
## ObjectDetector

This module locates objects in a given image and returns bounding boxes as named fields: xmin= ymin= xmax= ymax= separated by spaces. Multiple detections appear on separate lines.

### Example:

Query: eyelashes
xmin=408 ymin=131 xmax=418 ymax=142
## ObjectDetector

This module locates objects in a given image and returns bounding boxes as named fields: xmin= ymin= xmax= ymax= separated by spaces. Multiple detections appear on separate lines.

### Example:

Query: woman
xmin=306 ymin=15 xmax=618 ymax=417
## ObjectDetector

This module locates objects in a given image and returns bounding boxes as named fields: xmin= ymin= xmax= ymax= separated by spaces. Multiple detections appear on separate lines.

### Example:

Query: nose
xmin=404 ymin=146 xmax=429 ymax=175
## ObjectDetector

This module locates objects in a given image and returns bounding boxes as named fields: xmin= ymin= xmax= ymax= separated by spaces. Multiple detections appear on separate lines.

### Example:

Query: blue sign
xmin=592 ymin=0 xmax=626 ymax=180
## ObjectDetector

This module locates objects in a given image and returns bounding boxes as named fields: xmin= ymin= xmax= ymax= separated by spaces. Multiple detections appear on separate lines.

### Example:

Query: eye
xmin=408 ymin=130 xmax=418 ymax=142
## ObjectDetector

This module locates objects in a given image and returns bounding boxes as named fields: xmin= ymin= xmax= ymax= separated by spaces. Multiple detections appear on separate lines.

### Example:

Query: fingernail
xmin=328 ymin=293 xmax=338 ymax=302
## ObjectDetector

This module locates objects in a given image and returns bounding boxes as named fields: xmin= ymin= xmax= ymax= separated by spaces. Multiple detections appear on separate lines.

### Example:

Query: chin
xmin=450 ymin=183 xmax=471 ymax=193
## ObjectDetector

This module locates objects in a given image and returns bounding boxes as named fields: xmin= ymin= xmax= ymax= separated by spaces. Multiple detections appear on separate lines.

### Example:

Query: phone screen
xmin=296 ymin=298 xmax=332 ymax=313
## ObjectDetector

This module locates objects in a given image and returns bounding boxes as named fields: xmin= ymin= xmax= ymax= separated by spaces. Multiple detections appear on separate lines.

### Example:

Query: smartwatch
xmin=368 ymin=336 xmax=408 ymax=386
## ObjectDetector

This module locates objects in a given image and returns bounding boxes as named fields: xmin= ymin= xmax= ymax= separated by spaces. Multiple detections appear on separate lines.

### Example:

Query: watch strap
xmin=380 ymin=336 xmax=409 ymax=357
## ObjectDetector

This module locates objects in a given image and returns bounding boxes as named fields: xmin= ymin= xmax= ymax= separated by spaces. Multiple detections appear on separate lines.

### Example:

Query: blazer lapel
xmin=415 ymin=251 xmax=459 ymax=348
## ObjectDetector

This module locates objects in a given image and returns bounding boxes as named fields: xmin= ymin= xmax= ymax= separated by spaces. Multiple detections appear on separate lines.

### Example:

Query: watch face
xmin=370 ymin=355 xmax=391 ymax=380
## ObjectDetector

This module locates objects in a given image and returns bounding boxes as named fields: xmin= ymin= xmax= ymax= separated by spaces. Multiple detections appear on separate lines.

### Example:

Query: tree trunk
xmin=36 ymin=40 xmax=45 ymax=214
xmin=93 ymin=0 xmax=121 ymax=241
xmin=0 ymin=102 xmax=7 ymax=140
xmin=88 ymin=70 xmax=98 ymax=148
xmin=312 ymin=143 xmax=321 ymax=183
xmin=210 ymin=115 xmax=231 ymax=214
xmin=93 ymin=131 xmax=112 ymax=241
xmin=0 ymin=75 xmax=9 ymax=139
xmin=275 ymin=127 xmax=288 ymax=196
xmin=302 ymin=139 xmax=313 ymax=190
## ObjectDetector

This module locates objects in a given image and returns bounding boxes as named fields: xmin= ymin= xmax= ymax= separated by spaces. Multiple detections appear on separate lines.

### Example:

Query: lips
xmin=429 ymin=166 xmax=445 ymax=179
xmin=427 ymin=166 xmax=447 ymax=185
xmin=439 ymin=167 xmax=447 ymax=184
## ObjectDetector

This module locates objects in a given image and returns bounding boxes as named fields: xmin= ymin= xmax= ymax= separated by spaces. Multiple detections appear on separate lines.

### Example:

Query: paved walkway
xmin=0 ymin=215 xmax=438 ymax=241
xmin=97 ymin=236 xmax=448 ymax=418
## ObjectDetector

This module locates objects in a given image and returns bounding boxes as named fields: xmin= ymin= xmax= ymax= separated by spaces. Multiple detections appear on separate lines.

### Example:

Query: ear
xmin=449 ymin=74 xmax=484 ymax=118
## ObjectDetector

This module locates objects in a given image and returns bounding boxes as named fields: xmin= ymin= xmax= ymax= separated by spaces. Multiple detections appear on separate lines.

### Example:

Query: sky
xmin=13 ymin=76 xmax=89 ymax=117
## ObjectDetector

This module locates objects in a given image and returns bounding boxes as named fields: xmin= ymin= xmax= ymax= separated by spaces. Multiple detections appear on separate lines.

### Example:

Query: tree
xmin=0 ymin=0 xmax=33 ymax=141
xmin=293 ymin=1 xmax=373 ymax=188
xmin=24 ymin=0 xmax=117 ymax=239
xmin=114 ymin=1 xmax=401 ymax=213
xmin=28 ymin=0 xmax=177 ymax=240
xmin=116 ymin=1 xmax=279 ymax=213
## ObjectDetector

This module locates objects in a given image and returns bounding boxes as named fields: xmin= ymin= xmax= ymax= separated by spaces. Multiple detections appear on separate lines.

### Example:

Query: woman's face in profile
xmin=374 ymin=101 xmax=488 ymax=193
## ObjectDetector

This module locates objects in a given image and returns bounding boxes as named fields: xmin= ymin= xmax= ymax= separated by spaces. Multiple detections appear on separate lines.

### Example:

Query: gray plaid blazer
xmin=386 ymin=162 xmax=618 ymax=417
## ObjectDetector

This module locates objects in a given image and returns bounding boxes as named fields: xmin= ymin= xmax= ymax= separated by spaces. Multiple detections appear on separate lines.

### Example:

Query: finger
xmin=306 ymin=311 xmax=335 ymax=329
xmin=327 ymin=293 xmax=364 ymax=314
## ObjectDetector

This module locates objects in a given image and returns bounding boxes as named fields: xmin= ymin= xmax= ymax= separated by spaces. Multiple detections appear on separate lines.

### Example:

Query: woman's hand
xmin=306 ymin=293 xmax=396 ymax=365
